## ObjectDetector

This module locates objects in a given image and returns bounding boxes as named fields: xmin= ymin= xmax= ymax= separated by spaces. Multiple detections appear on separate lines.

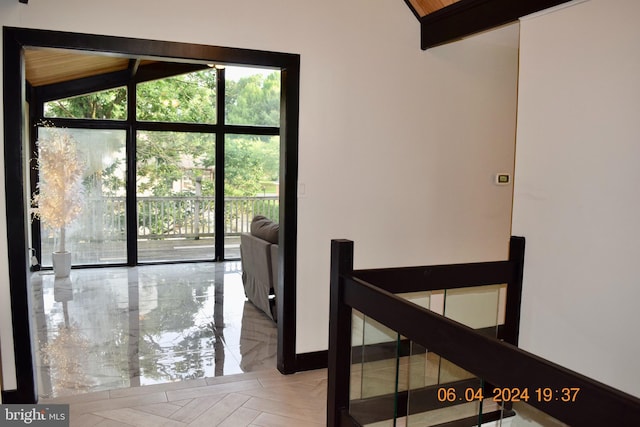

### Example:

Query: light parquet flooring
xmin=41 ymin=368 xmax=328 ymax=427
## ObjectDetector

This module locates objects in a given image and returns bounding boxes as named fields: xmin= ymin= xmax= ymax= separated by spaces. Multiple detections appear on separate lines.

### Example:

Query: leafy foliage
xmin=226 ymin=72 xmax=280 ymax=126
xmin=136 ymin=131 xmax=212 ymax=197
xmin=137 ymin=70 xmax=217 ymax=124
xmin=44 ymin=67 xmax=281 ymax=198
xmin=45 ymin=87 xmax=127 ymax=120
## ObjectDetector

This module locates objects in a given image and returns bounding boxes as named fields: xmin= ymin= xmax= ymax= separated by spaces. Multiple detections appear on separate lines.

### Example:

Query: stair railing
xmin=327 ymin=237 xmax=640 ymax=426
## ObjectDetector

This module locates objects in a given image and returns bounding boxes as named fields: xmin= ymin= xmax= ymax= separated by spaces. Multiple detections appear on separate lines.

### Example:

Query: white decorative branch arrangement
xmin=31 ymin=127 xmax=85 ymax=276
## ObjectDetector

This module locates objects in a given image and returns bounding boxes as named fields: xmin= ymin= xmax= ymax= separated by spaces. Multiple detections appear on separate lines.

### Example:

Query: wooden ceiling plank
xmin=407 ymin=0 xmax=428 ymax=17
xmin=409 ymin=0 xmax=461 ymax=17
xmin=24 ymin=46 xmax=201 ymax=88
xmin=24 ymin=48 xmax=130 ymax=87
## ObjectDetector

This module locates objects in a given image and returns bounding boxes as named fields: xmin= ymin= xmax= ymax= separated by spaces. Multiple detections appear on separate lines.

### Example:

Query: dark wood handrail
xmin=354 ymin=260 xmax=514 ymax=293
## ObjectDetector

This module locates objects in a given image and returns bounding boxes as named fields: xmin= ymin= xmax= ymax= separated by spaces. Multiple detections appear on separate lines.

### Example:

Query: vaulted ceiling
xmin=405 ymin=0 xmax=573 ymax=49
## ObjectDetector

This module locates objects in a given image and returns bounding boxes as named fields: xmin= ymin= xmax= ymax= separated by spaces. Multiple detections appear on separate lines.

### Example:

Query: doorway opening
xmin=2 ymin=27 xmax=299 ymax=403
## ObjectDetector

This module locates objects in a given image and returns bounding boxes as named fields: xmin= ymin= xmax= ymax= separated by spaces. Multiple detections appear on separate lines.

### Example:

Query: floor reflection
xmin=30 ymin=262 xmax=277 ymax=399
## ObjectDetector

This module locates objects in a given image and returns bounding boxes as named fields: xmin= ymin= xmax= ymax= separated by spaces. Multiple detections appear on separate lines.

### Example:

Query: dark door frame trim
xmin=2 ymin=26 xmax=300 ymax=402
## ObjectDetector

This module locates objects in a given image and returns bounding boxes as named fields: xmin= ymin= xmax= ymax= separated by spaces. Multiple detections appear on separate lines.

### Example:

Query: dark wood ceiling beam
xmin=420 ymin=0 xmax=572 ymax=49
xmin=129 ymin=58 xmax=141 ymax=78
xmin=133 ymin=62 xmax=210 ymax=83
xmin=35 ymin=61 xmax=211 ymax=102
xmin=36 ymin=69 xmax=131 ymax=102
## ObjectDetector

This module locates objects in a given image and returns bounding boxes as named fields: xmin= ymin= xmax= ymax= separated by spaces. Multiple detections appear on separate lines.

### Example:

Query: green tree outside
xmin=44 ymin=67 xmax=280 ymax=198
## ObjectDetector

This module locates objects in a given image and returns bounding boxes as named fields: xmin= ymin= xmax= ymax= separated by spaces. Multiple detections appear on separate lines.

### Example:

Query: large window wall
xmin=33 ymin=61 xmax=281 ymax=267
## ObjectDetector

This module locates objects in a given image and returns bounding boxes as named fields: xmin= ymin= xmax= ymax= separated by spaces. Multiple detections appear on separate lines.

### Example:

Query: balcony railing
xmin=77 ymin=195 xmax=279 ymax=240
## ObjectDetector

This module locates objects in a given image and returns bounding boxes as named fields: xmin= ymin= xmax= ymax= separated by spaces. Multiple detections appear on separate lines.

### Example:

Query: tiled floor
xmin=30 ymin=262 xmax=277 ymax=400
xmin=31 ymin=261 xmax=329 ymax=426
xmin=41 ymin=368 xmax=328 ymax=427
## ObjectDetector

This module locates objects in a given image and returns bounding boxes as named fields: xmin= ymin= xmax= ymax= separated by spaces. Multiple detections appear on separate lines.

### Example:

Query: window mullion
xmin=126 ymin=80 xmax=138 ymax=265
xmin=214 ymin=68 xmax=226 ymax=261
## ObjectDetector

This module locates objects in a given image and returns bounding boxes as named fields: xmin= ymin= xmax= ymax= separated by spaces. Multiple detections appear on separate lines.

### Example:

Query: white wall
xmin=513 ymin=0 xmax=640 ymax=397
xmin=0 ymin=0 xmax=519 ymax=388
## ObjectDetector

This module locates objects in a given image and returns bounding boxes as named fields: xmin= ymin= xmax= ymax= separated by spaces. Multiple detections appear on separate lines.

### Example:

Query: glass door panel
xmin=136 ymin=131 xmax=215 ymax=262
xmin=37 ymin=127 xmax=127 ymax=267
xmin=224 ymin=135 xmax=279 ymax=259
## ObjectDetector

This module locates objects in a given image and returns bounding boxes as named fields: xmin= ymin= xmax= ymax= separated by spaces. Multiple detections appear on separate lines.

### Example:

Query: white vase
xmin=52 ymin=251 xmax=72 ymax=278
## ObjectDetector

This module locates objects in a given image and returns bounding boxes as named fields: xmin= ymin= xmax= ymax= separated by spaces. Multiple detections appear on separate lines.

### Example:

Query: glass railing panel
xmin=397 ymin=291 xmax=433 ymax=398
xmin=437 ymin=357 xmax=475 ymax=385
xmin=349 ymin=286 xmax=505 ymax=426
xmin=401 ymin=286 xmax=503 ymax=426
xmin=439 ymin=284 xmax=503 ymax=384
xmin=350 ymin=309 xmax=365 ymax=401
xmin=397 ymin=290 xmax=431 ymax=310
xmin=407 ymin=341 xmax=428 ymax=391
xmin=443 ymin=284 xmax=503 ymax=333
xmin=350 ymin=310 xmax=400 ymax=426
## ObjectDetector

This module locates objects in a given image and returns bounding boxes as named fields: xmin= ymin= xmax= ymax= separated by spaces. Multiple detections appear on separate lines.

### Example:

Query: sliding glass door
xmin=136 ymin=131 xmax=216 ymax=262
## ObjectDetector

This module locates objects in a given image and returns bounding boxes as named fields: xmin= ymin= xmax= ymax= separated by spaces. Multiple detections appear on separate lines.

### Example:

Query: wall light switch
xmin=495 ymin=173 xmax=511 ymax=185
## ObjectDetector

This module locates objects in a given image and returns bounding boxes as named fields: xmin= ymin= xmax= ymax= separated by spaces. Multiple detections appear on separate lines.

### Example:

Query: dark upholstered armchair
xmin=240 ymin=216 xmax=278 ymax=321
